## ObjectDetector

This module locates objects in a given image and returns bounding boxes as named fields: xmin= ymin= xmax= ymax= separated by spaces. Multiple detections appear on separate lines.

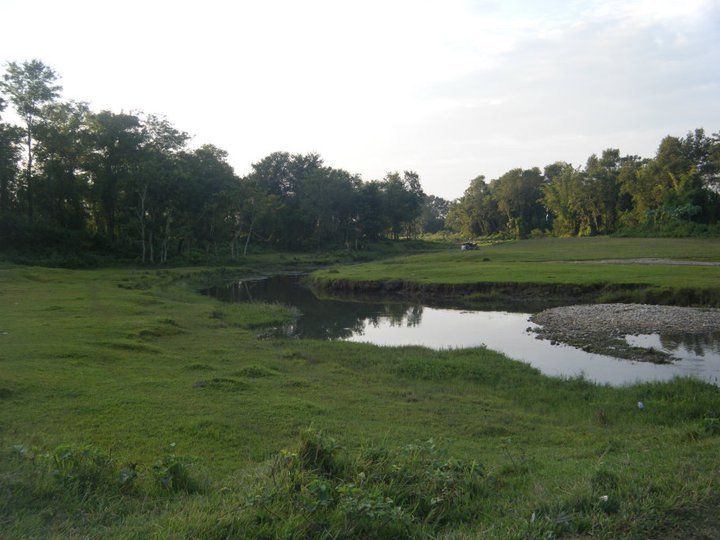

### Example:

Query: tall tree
xmin=446 ymin=176 xmax=501 ymax=237
xmin=420 ymin=194 xmax=450 ymax=234
xmin=175 ymin=144 xmax=239 ymax=256
xmin=132 ymin=114 xmax=189 ymax=262
xmin=541 ymin=162 xmax=584 ymax=236
xmin=382 ymin=171 xmax=425 ymax=239
xmin=0 ymin=98 xmax=22 ymax=218
xmin=0 ymin=60 xmax=61 ymax=221
xmin=85 ymin=111 xmax=143 ymax=241
xmin=492 ymin=168 xmax=546 ymax=237
xmin=33 ymin=101 xmax=90 ymax=229
xmin=355 ymin=180 xmax=387 ymax=244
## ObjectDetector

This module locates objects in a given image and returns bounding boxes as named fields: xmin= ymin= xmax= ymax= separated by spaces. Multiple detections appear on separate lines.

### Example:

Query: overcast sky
xmin=2 ymin=0 xmax=719 ymax=199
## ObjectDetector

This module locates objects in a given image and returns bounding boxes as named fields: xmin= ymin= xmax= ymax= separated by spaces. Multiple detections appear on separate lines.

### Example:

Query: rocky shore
xmin=530 ymin=303 xmax=720 ymax=363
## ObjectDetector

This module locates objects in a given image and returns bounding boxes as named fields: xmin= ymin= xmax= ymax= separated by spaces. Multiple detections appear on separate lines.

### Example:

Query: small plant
xmin=152 ymin=450 xmax=200 ymax=493
xmin=702 ymin=417 xmax=720 ymax=435
xmin=46 ymin=444 xmax=138 ymax=494
xmin=297 ymin=428 xmax=344 ymax=477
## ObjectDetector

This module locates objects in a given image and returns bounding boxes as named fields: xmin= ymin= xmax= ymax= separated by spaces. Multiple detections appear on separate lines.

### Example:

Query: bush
xmin=220 ymin=430 xmax=486 ymax=539
xmin=152 ymin=453 xmax=202 ymax=493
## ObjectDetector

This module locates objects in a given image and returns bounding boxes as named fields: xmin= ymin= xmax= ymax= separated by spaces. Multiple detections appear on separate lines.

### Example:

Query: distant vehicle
xmin=461 ymin=242 xmax=479 ymax=251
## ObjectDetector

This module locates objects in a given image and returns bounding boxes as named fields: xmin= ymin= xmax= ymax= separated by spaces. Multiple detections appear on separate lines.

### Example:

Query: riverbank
xmin=309 ymin=237 xmax=720 ymax=307
xmin=2 ymin=250 xmax=720 ymax=538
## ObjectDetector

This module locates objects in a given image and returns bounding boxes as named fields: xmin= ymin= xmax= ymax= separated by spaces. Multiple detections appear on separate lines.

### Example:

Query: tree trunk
xmin=137 ymin=185 xmax=147 ymax=263
xmin=243 ymin=218 xmax=255 ymax=257
xmin=25 ymin=124 xmax=33 ymax=222
xmin=149 ymin=229 xmax=154 ymax=263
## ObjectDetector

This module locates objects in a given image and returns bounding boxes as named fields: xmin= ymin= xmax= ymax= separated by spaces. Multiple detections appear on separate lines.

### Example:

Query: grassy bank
xmin=1 ymin=256 xmax=720 ymax=538
xmin=310 ymin=237 xmax=720 ymax=306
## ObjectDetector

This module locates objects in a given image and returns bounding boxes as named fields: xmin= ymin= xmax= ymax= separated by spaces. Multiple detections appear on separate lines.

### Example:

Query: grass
xmin=1 ymin=239 xmax=720 ymax=538
xmin=310 ymin=237 xmax=720 ymax=305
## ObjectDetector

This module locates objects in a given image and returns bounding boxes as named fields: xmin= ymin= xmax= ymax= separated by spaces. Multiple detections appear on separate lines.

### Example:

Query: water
xmin=205 ymin=275 xmax=720 ymax=387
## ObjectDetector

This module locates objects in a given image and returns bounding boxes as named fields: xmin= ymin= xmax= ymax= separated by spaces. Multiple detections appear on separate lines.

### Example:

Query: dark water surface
xmin=206 ymin=275 xmax=720 ymax=387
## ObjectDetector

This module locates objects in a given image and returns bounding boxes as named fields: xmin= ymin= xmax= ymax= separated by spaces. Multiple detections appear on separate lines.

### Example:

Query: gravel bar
xmin=532 ymin=303 xmax=720 ymax=335
xmin=530 ymin=303 xmax=720 ymax=362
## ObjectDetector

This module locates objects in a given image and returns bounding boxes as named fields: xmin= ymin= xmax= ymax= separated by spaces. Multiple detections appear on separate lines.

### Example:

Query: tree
xmin=132 ymin=114 xmax=189 ymax=263
xmin=176 ymin=144 xmax=241 ymax=257
xmin=382 ymin=171 xmax=425 ymax=239
xmin=33 ymin=101 xmax=90 ymax=229
xmin=619 ymin=133 xmax=718 ymax=228
xmin=492 ymin=168 xmax=546 ymax=237
xmin=583 ymin=149 xmax=623 ymax=233
xmin=446 ymin=176 xmax=501 ymax=237
xmin=420 ymin=194 xmax=450 ymax=234
xmin=1 ymin=60 xmax=62 ymax=221
xmin=0 ymin=98 xmax=22 ymax=218
xmin=355 ymin=180 xmax=387 ymax=244
xmin=299 ymin=166 xmax=360 ymax=247
xmin=85 ymin=111 xmax=143 ymax=241
xmin=249 ymin=152 xmax=325 ymax=247
xmin=541 ymin=162 xmax=584 ymax=236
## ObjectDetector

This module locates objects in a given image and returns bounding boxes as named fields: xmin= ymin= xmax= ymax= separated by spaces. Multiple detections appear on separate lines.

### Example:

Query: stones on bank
xmin=531 ymin=303 xmax=720 ymax=363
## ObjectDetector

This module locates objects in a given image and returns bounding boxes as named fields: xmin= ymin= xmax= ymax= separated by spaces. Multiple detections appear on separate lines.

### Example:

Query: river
xmin=205 ymin=275 xmax=720 ymax=387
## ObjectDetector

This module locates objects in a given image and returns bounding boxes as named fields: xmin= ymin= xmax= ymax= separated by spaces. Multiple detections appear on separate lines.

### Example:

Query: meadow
xmin=311 ymin=237 xmax=720 ymax=297
xmin=1 ymin=238 xmax=720 ymax=538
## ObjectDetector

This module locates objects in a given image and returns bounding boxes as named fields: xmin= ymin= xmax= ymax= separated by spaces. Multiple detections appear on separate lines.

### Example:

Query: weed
xmin=702 ymin=417 xmax=720 ymax=435
xmin=233 ymin=365 xmax=277 ymax=378
xmin=185 ymin=362 xmax=215 ymax=371
xmin=230 ymin=430 xmax=485 ymax=539
xmin=152 ymin=451 xmax=201 ymax=493
xmin=192 ymin=378 xmax=249 ymax=391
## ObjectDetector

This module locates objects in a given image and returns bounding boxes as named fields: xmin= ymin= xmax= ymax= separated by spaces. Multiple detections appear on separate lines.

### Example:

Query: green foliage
xmin=449 ymin=130 xmax=720 ymax=241
xmin=702 ymin=417 xmax=720 ymax=435
xmin=10 ymin=443 xmax=138 ymax=497
xmin=1 ymin=261 xmax=720 ymax=538
xmin=3 ymin=57 xmax=719 ymax=267
xmin=152 ymin=451 xmax=201 ymax=493
xmin=49 ymin=444 xmax=136 ymax=493
xmin=234 ymin=430 xmax=485 ymax=539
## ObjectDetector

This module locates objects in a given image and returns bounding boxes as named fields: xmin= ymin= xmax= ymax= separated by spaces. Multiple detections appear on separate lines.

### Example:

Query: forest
xmin=1 ymin=59 xmax=719 ymax=264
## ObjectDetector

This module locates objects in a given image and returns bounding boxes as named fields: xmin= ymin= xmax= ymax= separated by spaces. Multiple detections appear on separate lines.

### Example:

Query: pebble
xmin=531 ymin=303 xmax=720 ymax=336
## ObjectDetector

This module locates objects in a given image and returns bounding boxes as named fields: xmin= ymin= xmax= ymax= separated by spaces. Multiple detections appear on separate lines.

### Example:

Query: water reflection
xmin=205 ymin=275 xmax=720 ymax=387
xmin=205 ymin=275 xmax=421 ymax=341
xmin=625 ymin=333 xmax=720 ymax=384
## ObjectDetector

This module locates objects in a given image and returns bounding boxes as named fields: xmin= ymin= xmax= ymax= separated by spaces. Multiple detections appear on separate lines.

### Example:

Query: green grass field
xmin=311 ymin=237 xmax=720 ymax=305
xmin=1 ymin=238 xmax=720 ymax=538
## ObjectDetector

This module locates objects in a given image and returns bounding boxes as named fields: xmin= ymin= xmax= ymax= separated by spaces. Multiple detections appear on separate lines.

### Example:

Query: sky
xmin=2 ymin=0 xmax=719 ymax=200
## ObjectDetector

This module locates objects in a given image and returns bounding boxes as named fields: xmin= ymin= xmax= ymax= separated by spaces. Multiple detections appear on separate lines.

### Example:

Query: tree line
xmin=0 ymin=60 xmax=429 ymax=262
xmin=1 ymin=60 xmax=718 ymax=265
xmin=446 ymin=131 xmax=720 ymax=238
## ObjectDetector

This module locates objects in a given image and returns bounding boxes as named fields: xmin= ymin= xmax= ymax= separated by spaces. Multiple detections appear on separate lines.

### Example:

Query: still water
xmin=206 ymin=275 xmax=720 ymax=387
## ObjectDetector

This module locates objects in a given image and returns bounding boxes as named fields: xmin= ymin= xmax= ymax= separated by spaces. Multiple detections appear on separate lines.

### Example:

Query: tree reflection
xmin=660 ymin=333 xmax=720 ymax=357
xmin=204 ymin=275 xmax=425 ymax=340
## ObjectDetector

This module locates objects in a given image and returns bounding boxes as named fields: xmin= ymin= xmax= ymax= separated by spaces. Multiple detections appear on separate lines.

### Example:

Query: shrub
xmin=227 ymin=430 xmax=485 ymax=539
xmin=152 ymin=453 xmax=202 ymax=493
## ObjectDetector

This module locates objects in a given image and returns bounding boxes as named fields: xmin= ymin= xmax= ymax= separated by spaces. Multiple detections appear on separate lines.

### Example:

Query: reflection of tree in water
xmin=204 ymin=275 xmax=424 ymax=340
xmin=660 ymin=333 xmax=720 ymax=357
xmin=406 ymin=305 xmax=424 ymax=327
